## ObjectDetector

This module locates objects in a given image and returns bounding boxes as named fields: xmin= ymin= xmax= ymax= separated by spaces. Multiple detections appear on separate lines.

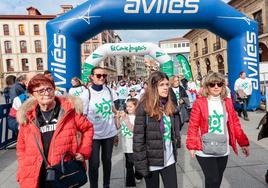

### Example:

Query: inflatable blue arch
xmin=47 ymin=0 xmax=260 ymax=109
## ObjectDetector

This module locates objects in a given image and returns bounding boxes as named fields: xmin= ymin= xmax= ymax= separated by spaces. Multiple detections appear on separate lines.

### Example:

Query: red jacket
xmin=186 ymin=96 xmax=249 ymax=154
xmin=16 ymin=96 xmax=94 ymax=188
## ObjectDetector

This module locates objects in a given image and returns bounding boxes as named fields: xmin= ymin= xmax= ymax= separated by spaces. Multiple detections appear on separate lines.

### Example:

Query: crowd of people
xmin=1 ymin=68 xmax=266 ymax=188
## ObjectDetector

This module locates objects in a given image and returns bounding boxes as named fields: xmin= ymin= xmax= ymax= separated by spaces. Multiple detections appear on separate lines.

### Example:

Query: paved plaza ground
xmin=0 ymin=110 xmax=267 ymax=188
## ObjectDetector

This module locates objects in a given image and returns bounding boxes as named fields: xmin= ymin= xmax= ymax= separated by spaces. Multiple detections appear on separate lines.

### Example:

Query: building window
xmin=19 ymin=24 xmax=25 ymax=35
xmin=6 ymin=59 xmax=14 ymax=72
xmin=196 ymin=61 xmax=202 ymax=78
xmin=174 ymin=44 xmax=177 ymax=48
xmin=84 ymin=44 xmax=90 ymax=53
xmin=36 ymin=58 xmax=43 ymax=70
xmin=205 ymin=58 xmax=211 ymax=73
xmin=214 ymin=36 xmax=221 ymax=51
xmin=20 ymin=40 xmax=27 ymax=53
xmin=93 ymin=43 xmax=99 ymax=51
xmin=34 ymin=24 xmax=40 ymax=35
xmin=253 ymin=10 xmax=263 ymax=35
xmin=217 ymin=55 xmax=225 ymax=74
xmin=3 ymin=24 xmax=9 ymax=35
xmin=4 ymin=41 xmax=12 ymax=53
xmin=186 ymin=43 xmax=190 ymax=47
xmin=202 ymin=38 xmax=208 ymax=55
xmin=22 ymin=58 xmax=29 ymax=71
xmin=34 ymin=40 xmax=42 ymax=53
xmin=182 ymin=43 xmax=186 ymax=47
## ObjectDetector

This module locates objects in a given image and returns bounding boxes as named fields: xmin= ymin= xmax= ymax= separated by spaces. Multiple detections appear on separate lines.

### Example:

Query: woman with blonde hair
xmin=186 ymin=71 xmax=250 ymax=188
xmin=133 ymin=71 xmax=181 ymax=188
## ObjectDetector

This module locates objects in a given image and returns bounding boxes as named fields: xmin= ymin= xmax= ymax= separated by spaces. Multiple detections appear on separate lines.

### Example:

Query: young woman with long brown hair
xmin=133 ymin=71 xmax=180 ymax=188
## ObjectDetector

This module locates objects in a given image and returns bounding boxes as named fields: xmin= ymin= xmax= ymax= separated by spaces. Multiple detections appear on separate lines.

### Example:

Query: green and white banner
xmin=177 ymin=54 xmax=193 ymax=81
xmin=82 ymin=42 xmax=174 ymax=82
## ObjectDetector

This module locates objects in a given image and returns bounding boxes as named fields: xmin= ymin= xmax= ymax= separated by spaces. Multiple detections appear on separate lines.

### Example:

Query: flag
xmin=177 ymin=54 xmax=193 ymax=81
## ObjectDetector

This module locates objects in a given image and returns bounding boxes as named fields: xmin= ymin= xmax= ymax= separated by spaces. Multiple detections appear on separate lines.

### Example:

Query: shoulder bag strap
xmin=34 ymin=133 xmax=49 ymax=167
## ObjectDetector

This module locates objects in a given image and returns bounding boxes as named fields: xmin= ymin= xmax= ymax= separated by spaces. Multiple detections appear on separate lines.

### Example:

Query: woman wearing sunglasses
xmin=16 ymin=74 xmax=94 ymax=188
xmin=186 ymin=72 xmax=250 ymax=188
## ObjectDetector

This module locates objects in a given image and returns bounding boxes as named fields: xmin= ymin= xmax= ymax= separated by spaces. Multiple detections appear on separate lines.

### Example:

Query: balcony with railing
xmin=213 ymin=42 xmax=221 ymax=51
xmin=194 ymin=51 xmax=198 ymax=58
xmin=202 ymin=47 xmax=208 ymax=55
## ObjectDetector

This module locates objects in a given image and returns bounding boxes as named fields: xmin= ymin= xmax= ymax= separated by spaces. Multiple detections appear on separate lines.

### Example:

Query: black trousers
xmin=196 ymin=155 xmax=228 ymax=188
xmin=88 ymin=136 xmax=115 ymax=188
xmin=145 ymin=163 xmax=177 ymax=188
xmin=125 ymin=153 xmax=143 ymax=186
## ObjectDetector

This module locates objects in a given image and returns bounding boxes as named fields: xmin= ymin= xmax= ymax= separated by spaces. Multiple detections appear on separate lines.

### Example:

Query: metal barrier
xmin=0 ymin=103 xmax=16 ymax=149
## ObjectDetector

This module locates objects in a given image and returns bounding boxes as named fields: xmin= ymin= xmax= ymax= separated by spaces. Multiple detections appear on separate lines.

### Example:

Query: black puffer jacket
xmin=133 ymin=103 xmax=180 ymax=177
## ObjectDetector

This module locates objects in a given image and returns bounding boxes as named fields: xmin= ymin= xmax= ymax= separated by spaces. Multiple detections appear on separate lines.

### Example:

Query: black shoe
xmin=244 ymin=117 xmax=250 ymax=121
xmin=238 ymin=112 xmax=242 ymax=117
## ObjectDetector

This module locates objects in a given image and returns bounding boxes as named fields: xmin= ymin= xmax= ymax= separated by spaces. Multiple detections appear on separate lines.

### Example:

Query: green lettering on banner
xmin=177 ymin=54 xmax=193 ymax=81
xmin=81 ymin=63 xmax=94 ymax=83
xmin=110 ymin=45 xmax=146 ymax=53
xmin=156 ymin=51 xmax=165 ymax=58
xmin=160 ymin=60 xmax=174 ymax=78
xmin=92 ymin=53 xmax=103 ymax=59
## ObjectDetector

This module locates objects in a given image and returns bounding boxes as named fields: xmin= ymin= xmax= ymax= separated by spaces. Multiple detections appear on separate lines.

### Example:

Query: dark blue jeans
xmin=88 ymin=136 xmax=115 ymax=188
xmin=237 ymin=95 xmax=250 ymax=118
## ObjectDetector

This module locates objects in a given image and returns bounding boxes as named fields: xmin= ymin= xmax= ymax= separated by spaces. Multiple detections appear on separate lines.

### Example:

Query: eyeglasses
xmin=95 ymin=74 xmax=107 ymax=79
xmin=33 ymin=87 xmax=54 ymax=95
xmin=208 ymin=82 xmax=224 ymax=88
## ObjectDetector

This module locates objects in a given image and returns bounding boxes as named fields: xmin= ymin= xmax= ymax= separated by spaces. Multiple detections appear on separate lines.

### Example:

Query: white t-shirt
xmin=149 ymin=115 xmax=175 ymax=171
xmin=117 ymin=85 xmax=129 ymax=100
xmin=69 ymin=86 xmax=89 ymax=115
xmin=86 ymin=87 xmax=117 ymax=139
xmin=195 ymin=96 xmax=230 ymax=157
xmin=121 ymin=114 xmax=135 ymax=153
xmin=130 ymin=84 xmax=141 ymax=94
xmin=234 ymin=77 xmax=252 ymax=96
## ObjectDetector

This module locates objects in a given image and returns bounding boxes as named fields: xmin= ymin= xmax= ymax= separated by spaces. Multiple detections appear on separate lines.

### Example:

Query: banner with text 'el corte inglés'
xmin=82 ymin=42 xmax=174 ymax=82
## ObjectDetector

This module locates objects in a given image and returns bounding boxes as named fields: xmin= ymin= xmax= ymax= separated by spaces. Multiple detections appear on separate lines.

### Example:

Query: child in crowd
xmin=117 ymin=98 xmax=142 ymax=187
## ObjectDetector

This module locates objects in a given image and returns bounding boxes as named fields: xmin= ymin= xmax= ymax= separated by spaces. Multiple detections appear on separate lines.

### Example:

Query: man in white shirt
xmin=86 ymin=67 xmax=118 ymax=188
xmin=234 ymin=71 xmax=252 ymax=121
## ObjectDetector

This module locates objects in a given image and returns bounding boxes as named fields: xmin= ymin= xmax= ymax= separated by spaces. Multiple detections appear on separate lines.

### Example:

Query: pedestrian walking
xmin=234 ymin=71 xmax=252 ymax=121
xmin=170 ymin=75 xmax=190 ymax=128
xmin=16 ymin=74 xmax=94 ymax=188
xmin=186 ymin=72 xmax=250 ymax=188
xmin=69 ymin=77 xmax=90 ymax=115
xmin=133 ymin=71 xmax=180 ymax=188
xmin=9 ymin=74 xmax=27 ymax=102
xmin=116 ymin=98 xmax=143 ymax=187
xmin=86 ymin=67 xmax=118 ymax=188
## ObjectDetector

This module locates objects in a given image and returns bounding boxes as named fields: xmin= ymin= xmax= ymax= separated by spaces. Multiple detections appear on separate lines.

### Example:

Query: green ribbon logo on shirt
xmin=121 ymin=121 xmax=133 ymax=138
xmin=175 ymin=91 xmax=180 ymax=101
xmin=241 ymin=83 xmax=249 ymax=89
xmin=163 ymin=115 xmax=171 ymax=141
xmin=208 ymin=110 xmax=224 ymax=133
xmin=119 ymin=88 xmax=126 ymax=96
xmin=95 ymin=98 xmax=112 ymax=119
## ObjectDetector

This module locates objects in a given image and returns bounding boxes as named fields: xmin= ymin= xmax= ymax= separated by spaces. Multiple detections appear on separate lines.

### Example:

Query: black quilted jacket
xmin=133 ymin=103 xmax=180 ymax=177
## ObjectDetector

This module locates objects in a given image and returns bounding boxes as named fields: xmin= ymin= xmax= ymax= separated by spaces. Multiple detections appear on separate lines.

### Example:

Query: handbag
xmin=35 ymin=134 xmax=88 ymax=188
xmin=201 ymin=101 xmax=228 ymax=155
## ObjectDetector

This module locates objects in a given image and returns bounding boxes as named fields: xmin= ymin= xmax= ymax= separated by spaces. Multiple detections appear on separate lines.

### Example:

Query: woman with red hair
xmin=16 ymin=74 xmax=94 ymax=188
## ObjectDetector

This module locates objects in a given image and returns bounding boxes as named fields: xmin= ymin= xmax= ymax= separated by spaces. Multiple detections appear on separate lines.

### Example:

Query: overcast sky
xmin=0 ymin=0 xmax=230 ymax=43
